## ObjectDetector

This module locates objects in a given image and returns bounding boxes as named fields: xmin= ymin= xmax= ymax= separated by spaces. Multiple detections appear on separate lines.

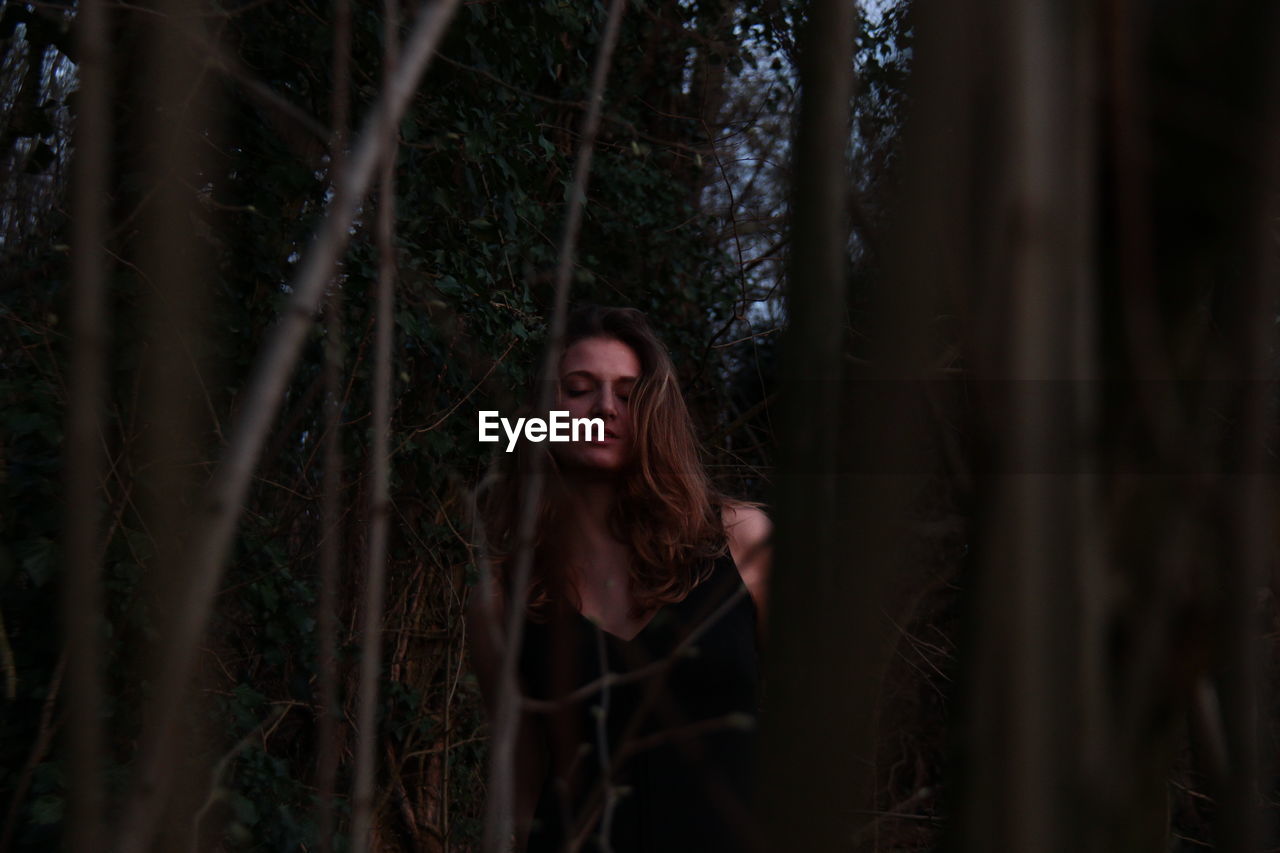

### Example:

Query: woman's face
xmin=555 ymin=336 xmax=641 ymax=472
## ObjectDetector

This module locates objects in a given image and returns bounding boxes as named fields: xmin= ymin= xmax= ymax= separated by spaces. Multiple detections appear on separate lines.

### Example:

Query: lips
xmin=604 ymin=429 xmax=620 ymax=439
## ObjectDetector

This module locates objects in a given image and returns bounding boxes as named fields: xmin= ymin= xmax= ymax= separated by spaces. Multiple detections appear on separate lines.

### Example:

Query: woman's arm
xmin=465 ymin=580 xmax=548 ymax=851
xmin=722 ymin=502 xmax=772 ymax=645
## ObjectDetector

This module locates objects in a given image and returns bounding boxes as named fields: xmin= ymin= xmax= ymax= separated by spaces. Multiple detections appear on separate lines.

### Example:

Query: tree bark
xmin=350 ymin=0 xmax=400 ymax=848
xmin=65 ymin=0 xmax=110 ymax=848
xmin=757 ymin=1 xmax=885 ymax=850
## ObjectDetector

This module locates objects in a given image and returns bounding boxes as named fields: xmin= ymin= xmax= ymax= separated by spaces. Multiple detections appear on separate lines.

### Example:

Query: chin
xmin=557 ymin=446 xmax=630 ymax=473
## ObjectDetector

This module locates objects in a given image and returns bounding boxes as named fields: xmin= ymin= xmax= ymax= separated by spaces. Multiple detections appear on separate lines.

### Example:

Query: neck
xmin=557 ymin=474 xmax=632 ymax=598
xmin=558 ymin=471 xmax=618 ymax=531
xmin=550 ymin=470 xmax=629 ymax=577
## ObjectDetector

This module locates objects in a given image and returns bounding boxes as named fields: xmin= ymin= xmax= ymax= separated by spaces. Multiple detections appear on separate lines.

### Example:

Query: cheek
xmin=556 ymin=390 xmax=583 ymax=412
xmin=564 ymin=397 xmax=592 ymax=419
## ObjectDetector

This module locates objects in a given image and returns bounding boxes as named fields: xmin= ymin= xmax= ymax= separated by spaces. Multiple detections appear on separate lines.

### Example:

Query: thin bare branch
xmin=520 ymin=586 xmax=750 ymax=714
xmin=0 ymin=655 xmax=65 ymax=853
xmin=190 ymin=705 xmax=290 ymax=853
xmin=315 ymin=0 xmax=352 ymax=847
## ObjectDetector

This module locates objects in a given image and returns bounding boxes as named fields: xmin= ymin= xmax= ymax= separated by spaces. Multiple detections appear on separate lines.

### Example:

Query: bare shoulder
xmin=721 ymin=501 xmax=772 ymax=611
xmin=722 ymin=501 xmax=772 ymax=549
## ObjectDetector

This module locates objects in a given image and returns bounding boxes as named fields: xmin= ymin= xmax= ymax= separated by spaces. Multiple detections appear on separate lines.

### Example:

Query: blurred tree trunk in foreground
xmin=119 ymin=0 xmax=219 ymax=846
xmin=761 ymin=0 xmax=933 ymax=848
xmin=758 ymin=0 xmax=865 ymax=846
xmin=762 ymin=0 xmax=1279 ymax=850
xmin=901 ymin=0 xmax=1280 ymax=851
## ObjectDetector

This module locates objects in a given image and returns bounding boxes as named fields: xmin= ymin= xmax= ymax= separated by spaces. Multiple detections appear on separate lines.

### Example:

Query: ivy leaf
xmin=30 ymin=795 xmax=64 ymax=825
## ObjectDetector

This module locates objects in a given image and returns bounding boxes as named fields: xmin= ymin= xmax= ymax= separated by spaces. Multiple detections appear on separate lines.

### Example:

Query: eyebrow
xmin=561 ymin=370 xmax=639 ymax=383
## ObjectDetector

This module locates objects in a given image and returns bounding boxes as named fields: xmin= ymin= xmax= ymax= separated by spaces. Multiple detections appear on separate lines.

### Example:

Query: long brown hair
xmin=480 ymin=304 xmax=728 ymax=620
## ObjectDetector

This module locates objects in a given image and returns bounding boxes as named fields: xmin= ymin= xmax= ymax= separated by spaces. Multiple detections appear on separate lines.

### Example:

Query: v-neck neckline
xmin=572 ymin=601 xmax=668 ymax=644
xmin=567 ymin=553 xmax=726 ymax=643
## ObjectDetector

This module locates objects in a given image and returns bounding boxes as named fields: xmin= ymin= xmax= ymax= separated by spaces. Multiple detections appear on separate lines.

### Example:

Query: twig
xmin=189 ymin=704 xmax=291 ymax=853
xmin=710 ymin=328 xmax=781 ymax=349
xmin=0 ymin=655 xmax=65 ymax=853
xmin=591 ymin=628 xmax=618 ymax=853
xmin=701 ymin=117 xmax=750 ymax=312
xmin=614 ymin=712 xmax=757 ymax=764
xmin=852 ymin=810 xmax=943 ymax=823
xmin=395 ymin=334 xmax=518 ymax=452
xmin=1170 ymin=832 xmax=1214 ymax=849
xmin=521 ymin=586 xmax=750 ymax=714
xmin=559 ymin=587 xmax=755 ymax=853
xmin=705 ymin=392 xmax=777 ymax=446
xmin=0 ymin=609 xmax=14 ymax=700
xmin=434 ymin=52 xmax=706 ymax=159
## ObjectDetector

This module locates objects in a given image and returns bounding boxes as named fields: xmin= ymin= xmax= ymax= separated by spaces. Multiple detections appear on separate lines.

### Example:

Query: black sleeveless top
xmin=518 ymin=549 xmax=761 ymax=853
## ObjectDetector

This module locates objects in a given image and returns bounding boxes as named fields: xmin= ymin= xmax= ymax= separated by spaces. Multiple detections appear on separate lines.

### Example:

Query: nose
xmin=591 ymin=386 xmax=619 ymax=419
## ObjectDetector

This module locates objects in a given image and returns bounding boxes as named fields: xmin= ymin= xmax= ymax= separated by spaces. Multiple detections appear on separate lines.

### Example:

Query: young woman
xmin=467 ymin=305 xmax=771 ymax=853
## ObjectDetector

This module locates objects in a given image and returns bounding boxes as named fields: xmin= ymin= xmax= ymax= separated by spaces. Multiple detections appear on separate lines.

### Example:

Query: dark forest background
xmin=1 ymin=0 xmax=1278 ymax=851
